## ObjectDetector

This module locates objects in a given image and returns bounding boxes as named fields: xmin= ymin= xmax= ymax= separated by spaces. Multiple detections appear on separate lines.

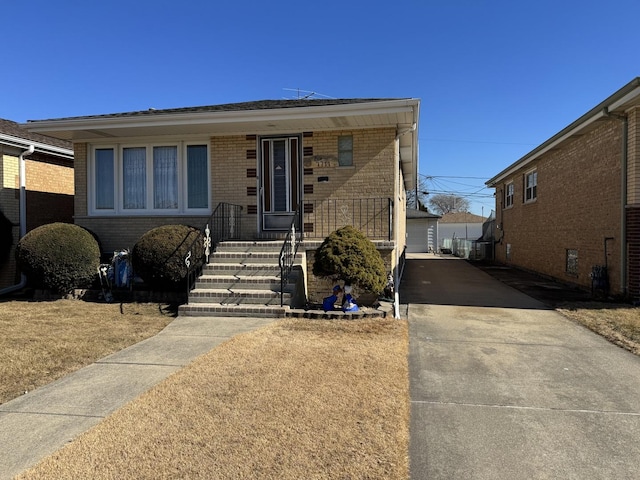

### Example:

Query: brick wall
xmin=495 ymin=118 xmax=623 ymax=294
xmin=301 ymin=128 xmax=396 ymax=237
xmin=0 ymin=151 xmax=74 ymax=289
xmin=75 ymin=216 xmax=210 ymax=254
xmin=627 ymin=206 xmax=640 ymax=301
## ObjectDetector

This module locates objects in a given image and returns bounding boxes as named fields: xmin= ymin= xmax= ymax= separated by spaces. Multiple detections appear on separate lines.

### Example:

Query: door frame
xmin=259 ymin=135 xmax=301 ymax=232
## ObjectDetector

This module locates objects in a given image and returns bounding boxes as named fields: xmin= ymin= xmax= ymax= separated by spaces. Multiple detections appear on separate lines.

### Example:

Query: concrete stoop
xmin=179 ymin=241 xmax=302 ymax=318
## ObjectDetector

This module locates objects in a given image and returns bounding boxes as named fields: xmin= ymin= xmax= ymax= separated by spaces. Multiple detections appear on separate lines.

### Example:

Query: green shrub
xmin=0 ymin=210 xmax=13 ymax=265
xmin=132 ymin=224 xmax=204 ymax=290
xmin=312 ymin=225 xmax=387 ymax=294
xmin=15 ymin=222 xmax=100 ymax=294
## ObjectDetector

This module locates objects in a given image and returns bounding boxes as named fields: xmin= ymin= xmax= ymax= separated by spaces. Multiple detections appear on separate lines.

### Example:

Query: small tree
xmin=312 ymin=225 xmax=387 ymax=294
xmin=428 ymin=194 xmax=470 ymax=215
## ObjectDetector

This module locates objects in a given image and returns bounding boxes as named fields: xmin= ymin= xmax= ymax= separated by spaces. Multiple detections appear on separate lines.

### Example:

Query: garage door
xmin=406 ymin=219 xmax=429 ymax=253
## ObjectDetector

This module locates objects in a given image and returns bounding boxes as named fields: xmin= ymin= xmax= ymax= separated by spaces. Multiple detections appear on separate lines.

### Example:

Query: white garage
xmin=406 ymin=209 xmax=440 ymax=253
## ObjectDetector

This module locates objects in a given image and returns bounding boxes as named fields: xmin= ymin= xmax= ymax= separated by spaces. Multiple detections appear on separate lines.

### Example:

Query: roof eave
xmin=23 ymin=99 xmax=420 ymax=136
xmin=486 ymin=77 xmax=640 ymax=187
xmin=0 ymin=133 xmax=74 ymax=160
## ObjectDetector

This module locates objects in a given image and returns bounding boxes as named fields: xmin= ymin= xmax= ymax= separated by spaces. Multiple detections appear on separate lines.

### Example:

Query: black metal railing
xmin=184 ymin=202 xmax=243 ymax=301
xmin=278 ymin=205 xmax=302 ymax=307
xmin=302 ymin=197 xmax=393 ymax=240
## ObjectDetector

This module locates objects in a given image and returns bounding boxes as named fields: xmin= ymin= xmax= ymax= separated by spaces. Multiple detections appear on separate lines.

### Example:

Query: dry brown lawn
xmin=0 ymin=300 xmax=174 ymax=405
xmin=18 ymin=318 xmax=409 ymax=480
xmin=557 ymin=301 xmax=640 ymax=355
xmin=5 ymin=298 xmax=638 ymax=479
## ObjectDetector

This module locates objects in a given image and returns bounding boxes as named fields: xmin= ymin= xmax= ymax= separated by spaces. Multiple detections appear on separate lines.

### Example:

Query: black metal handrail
xmin=278 ymin=205 xmax=302 ymax=307
xmin=302 ymin=197 xmax=393 ymax=240
xmin=185 ymin=202 xmax=243 ymax=301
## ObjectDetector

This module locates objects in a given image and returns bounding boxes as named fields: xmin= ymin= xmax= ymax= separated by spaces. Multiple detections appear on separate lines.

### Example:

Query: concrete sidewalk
xmin=403 ymin=254 xmax=640 ymax=479
xmin=0 ymin=316 xmax=274 ymax=479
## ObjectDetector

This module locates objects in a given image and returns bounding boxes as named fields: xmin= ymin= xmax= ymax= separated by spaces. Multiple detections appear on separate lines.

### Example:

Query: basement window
xmin=566 ymin=249 xmax=578 ymax=276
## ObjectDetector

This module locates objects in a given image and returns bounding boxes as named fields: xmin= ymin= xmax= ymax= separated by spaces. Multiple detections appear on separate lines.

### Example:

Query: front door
xmin=260 ymin=137 xmax=300 ymax=230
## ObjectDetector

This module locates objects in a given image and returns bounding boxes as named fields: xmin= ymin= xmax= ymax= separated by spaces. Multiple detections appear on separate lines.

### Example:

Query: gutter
xmin=0 ymin=133 xmax=73 ymax=160
xmin=0 ymin=144 xmax=34 ymax=296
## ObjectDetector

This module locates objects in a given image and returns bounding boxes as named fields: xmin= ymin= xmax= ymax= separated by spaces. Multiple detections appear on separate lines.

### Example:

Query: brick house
xmin=25 ymin=99 xmax=419 ymax=314
xmin=0 ymin=119 xmax=74 ymax=292
xmin=486 ymin=78 xmax=640 ymax=300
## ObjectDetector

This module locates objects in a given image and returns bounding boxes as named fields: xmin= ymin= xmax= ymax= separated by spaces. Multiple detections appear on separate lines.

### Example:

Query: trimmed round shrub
xmin=0 ymin=210 xmax=13 ymax=265
xmin=313 ymin=225 xmax=387 ymax=294
xmin=15 ymin=222 xmax=100 ymax=294
xmin=132 ymin=224 xmax=205 ymax=290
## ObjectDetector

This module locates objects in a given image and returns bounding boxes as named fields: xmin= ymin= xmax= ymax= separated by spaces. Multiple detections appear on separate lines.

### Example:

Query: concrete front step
xmin=215 ymin=241 xmax=291 ymax=253
xmin=188 ymin=288 xmax=292 ymax=305
xmin=184 ymin=240 xmax=303 ymax=318
xmin=179 ymin=303 xmax=289 ymax=318
xmin=195 ymin=274 xmax=296 ymax=290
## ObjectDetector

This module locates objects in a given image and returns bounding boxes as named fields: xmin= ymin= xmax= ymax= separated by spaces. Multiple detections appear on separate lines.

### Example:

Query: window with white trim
xmin=89 ymin=142 xmax=210 ymax=215
xmin=524 ymin=170 xmax=537 ymax=202
xmin=338 ymin=135 xmax=353 ymax=166
xmin=505 ymin=182 xmax=514 ymax=208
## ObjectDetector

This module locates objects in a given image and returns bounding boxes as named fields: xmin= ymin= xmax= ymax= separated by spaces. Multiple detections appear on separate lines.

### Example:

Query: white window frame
xmin=524 ymin=169 xmax=537 ymax=203
xmin=338 ymin=135 xmax=353 ymax=167
xmin=88 ymin=141 xmax=210 ymax=216
xmin=504 ymin=182 xmax=514 ymax=208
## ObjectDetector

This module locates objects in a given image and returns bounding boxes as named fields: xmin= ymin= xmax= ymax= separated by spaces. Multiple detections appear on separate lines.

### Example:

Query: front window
xmin=123 ymin=147 xmax=146 ymax=209
xmin=525 ymin=170 xmax=537 ymax=202
xmin=153 ymin=146 xmax=178 ymax=209
xmin=505 ymin=182 xmax=514 ymax=208
xmin=338 ymin=135 xmax=353 ymax=166
xmin=90 ymin=142 xmax=209 ymax=214
xmin=94 ymin=148 xmax=114 ymax=210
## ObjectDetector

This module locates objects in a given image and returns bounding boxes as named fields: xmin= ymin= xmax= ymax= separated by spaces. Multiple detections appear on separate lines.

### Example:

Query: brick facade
xmin=73 ymin=127 xmax=406 ymax=303
xmin=0 ymin=151 xmax=73 ymax=289
xmin=75 ymin=128 xmax=402 ymax=253
xmin=492 ymin=104 xmax=640 ymax=299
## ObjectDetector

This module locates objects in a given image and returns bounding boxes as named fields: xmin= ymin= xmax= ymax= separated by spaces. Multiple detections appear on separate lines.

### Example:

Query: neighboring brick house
xmin=486 ymin=78 xmax=640 ymax=300
xmin=0 ymin=118 xmax=74 ymax=291
xmin=25 ymin=99 xmax=419 ymax=309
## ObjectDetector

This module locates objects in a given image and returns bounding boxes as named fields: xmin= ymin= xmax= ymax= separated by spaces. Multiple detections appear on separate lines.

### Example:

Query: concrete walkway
xmin=403 ymin=254 xmax=640 ymax=479
xmin=0 ymin=316 xmax=273 ymax=479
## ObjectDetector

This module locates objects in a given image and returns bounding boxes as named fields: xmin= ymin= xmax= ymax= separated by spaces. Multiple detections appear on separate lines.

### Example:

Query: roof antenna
xmin=282 ymin=88 xmax=335 ymax=100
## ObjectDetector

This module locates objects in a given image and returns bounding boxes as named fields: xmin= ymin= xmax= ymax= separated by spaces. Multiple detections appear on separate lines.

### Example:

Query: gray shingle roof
xmin=0 ymin=118 xmax=72 ymax=150
xmin=27 ymin=98 xmax=405 ymax=122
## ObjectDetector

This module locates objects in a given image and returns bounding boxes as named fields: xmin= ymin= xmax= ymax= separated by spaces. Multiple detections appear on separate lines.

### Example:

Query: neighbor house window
xmin=524 ymin=170 xmax=537 ymax=202
xmin=566 ymin=249 xmax=578 ymax=276
xmin=506 ymin=243 xmax=512 ymax=261
xmin=338 ymin=135 xmax=353 ymax=166
xmin=505 ymin=182 xmax=514 ymax=208
xmin=90 ymin=142 xmax=209 ymax=214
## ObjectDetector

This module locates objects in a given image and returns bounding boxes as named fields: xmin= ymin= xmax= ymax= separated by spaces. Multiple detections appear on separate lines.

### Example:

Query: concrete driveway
xmin=402 ymin=254 xmax=640 ymax=480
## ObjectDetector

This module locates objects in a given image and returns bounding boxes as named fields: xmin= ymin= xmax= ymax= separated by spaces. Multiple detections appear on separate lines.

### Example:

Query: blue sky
xmin=4 ymin=0 xmax=640 ymax=216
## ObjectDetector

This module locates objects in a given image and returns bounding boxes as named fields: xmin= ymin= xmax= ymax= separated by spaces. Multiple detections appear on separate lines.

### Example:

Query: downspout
xmin=394 ymin=123 xmax=417 ymax=319
xmin=0 ymin=144 xmax=34 ymax=296
xmin=604 ymin=108 xmax=628 ymax=297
